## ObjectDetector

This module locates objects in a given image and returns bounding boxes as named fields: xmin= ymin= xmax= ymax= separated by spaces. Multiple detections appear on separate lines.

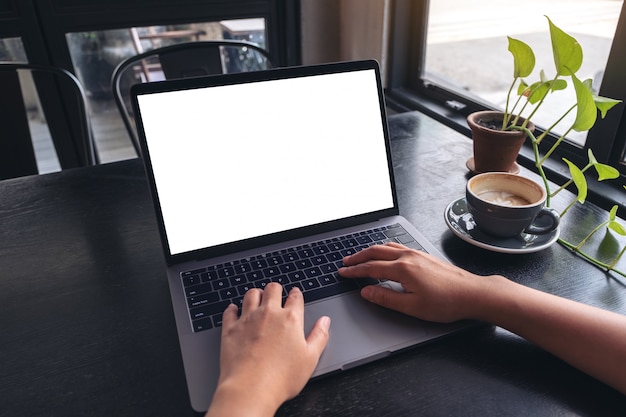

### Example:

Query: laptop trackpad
xmin=304 ymin=290 xmax=465 ymax=376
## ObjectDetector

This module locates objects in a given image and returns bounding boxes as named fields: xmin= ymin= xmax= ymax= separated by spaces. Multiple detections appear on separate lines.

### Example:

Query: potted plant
xmin=468 ymin=16 xmax=626 ymax=277
xmin=467 ymin=16 xmax=620 ymax=175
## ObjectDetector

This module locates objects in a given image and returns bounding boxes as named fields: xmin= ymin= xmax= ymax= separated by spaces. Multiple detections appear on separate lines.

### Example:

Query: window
xmin=65 ymin=19 xmax=268 ymax=163
xmin=386 ymin=0 xmax=626 ymax=205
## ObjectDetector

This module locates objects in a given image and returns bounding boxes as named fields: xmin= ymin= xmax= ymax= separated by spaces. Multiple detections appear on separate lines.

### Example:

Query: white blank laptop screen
xmin=137 ymin=69 xmax=394 ymax=256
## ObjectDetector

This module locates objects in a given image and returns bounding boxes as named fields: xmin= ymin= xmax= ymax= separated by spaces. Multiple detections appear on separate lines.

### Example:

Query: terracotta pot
xmin=467 ymin=111 xmax=535 ymax=173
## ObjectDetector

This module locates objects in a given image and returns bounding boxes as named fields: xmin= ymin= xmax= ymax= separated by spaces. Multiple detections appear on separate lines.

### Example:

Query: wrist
xmin=205 ymin=378 xmax=282 ymax=417
xmin=466 ymin=274 xmax=516 ymax=323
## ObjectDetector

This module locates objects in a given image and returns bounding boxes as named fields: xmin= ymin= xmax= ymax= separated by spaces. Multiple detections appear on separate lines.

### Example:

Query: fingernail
xmin=320 ymin=316 xmax=331 ymax=330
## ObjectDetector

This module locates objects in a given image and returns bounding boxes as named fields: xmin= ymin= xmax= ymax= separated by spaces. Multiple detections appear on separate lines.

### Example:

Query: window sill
xmin=386 ymin=87 xmax=626 ymax=216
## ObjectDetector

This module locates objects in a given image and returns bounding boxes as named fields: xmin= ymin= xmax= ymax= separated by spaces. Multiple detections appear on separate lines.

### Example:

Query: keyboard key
xmin=182 ymin=268 xmax=206 ymax=277
xmin=237 ymin=283 xmax=254 ymax=296
xmin=295 ymin=259 xmax=312 ymax=269
xmin=187 ymin=291 xmax=220 ymax=308
xmin=234 ymin=263 xmax=251 ymax=274
xmin=263 ymin=266 xmax=281 ymax=277
xmin=288 ymin=271 xmax=306 ymax=282
xmin=190 ymin=300 xmax=230 ymax=320
xmin=218 ymin=266 xmax=235 ymax=278
xmin=313 ymin=245 xmax=330 ymax=255
xmin=357 ymin=235 xmax=373 ymax=244
xmin=299 ymin=247 xmax=315 ymax=258
xmin=301 ymin=278 xmax=321 ymax=290
xmin=229 ymin=275 xmax=247 ymax=286
xmin=282 ymin=252 xmax=299 ymax=262
xmin=268 ymin=256 xmax=283 ymax=266
xmin=251 ymin=259 xmax=268 ymax=270
xmin=219 ymin=288 xmax=237 ymax=299
xmin=211 ymin=278 xmax=230 ymax=291
xmin=285 ymin=282 xmax=303 ymax=292
xmin=185 ymin=282 xmax=212 ymax=297
xmin=327 ymin=242 xmax=343 ymax=251
xmin=246 ymin=271 xmax=264 ymax=281
xmin=319 ymin=274 xmax=338 ymax=285
xmin=182 ymin=274 xmax=201 ymax=287
xmin=304 ymin=266 xmax=322 ymax=278
xmin=211 ymin=313 xmax=223 ymax=327
xmin=193 ymin=317 xmax=213 ymax=332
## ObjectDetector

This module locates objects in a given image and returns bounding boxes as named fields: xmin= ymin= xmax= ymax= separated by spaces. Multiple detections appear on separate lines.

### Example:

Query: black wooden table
xmin=1 ymin=111 xmax=625 ymax=417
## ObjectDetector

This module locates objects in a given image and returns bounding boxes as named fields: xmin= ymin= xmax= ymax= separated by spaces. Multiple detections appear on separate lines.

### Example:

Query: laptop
xmin=131 ymin=59 xmax=472 ymax=412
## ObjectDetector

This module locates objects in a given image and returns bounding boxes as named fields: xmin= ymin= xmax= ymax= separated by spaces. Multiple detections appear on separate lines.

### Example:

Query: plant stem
xmin=558 ymin=238 xmax=626 ymax=278
xmin=503 ymin=78 xmax=517 ymax=129
xmin=539 ymin=127 xmax=574 ymax=165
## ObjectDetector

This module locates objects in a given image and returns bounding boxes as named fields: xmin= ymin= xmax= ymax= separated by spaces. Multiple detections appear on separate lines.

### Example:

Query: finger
xmin=360 ymin=285 xmax=413 ymax=315
xmin=242 ymin=287 xmax=263 ymax=313
xmin=305 ymin=316 xmax=331 ymax=359
xmin=283 ymin=286 xmax=305 ymax=315
xmin=338 ymin=259 xmax=396 ymax=281
xmin=221 ymin=303 xmax=239 ymax=328
xmin=260 ymin=282 xmax=284 ymax=306
xmin=341 ymin=242 xmax=405 ymax=266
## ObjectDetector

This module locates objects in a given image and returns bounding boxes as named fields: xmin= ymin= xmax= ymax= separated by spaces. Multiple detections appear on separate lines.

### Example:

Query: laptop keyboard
xmin=181 ymin=223 xmax=424 ymax=332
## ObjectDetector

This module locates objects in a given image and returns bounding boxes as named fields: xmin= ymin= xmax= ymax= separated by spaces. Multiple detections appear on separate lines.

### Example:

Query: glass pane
xmin=0 ymin=37 xmax=27 ymax=62
xmin=0 ymin=37 xmax=62 ymax=174
xmin=425 ymin=0 xmax=623 ymax=146
xmin=65 ymin=18 xmax=267 ymax=162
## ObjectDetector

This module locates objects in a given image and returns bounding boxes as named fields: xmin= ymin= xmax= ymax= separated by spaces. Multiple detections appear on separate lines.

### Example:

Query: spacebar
xmin=303 ymin=280 xmax=359 ymax=303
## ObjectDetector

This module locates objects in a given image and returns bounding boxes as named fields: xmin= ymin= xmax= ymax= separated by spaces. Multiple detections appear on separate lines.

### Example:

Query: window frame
xmin=385 ymin=0 xmax=626 ymax=211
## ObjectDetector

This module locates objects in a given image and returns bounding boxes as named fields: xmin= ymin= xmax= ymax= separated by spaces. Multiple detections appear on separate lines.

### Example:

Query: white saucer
xmin=444 ymin=197 xmax=560 ymax=254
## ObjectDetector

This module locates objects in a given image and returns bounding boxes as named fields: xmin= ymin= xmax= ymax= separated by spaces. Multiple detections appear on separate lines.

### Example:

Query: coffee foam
xmin=477 ymin=190 xmax=531 ymax=206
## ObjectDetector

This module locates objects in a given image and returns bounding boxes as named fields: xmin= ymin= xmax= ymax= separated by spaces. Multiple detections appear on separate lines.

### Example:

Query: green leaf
xmin=572 ymin=73 xmax=597 ymax=132
xmin=587 ymin=149 xmax=620 ymax=180
xmin=610 ymin=205 xmax=618 ymax=221
xmin=547 ymin=16 xmax=583 ymax=76
xmin=594 ymin=95 xmax=622 ymax=118
xmin=527 ymin=81 xmax=549 ymax=104
xmin=608 ymin=221 xmax=626 ymax=236
xmin=551 ymin=79 xmax=567 ymax=91
xmin=595 ymin=163 xmax=620 ymax=181
xmin=508 ymin=37 xmax=535 ymax=78
xmin=608 ymin=206 xmax=626 ymax=235
xmin=587 ymin=148 xmax=598 ymax=165
xmin=517 ymin=79 xmax=530 ymax=96
xmin=563 ymin=158 xmax=588 ymax=203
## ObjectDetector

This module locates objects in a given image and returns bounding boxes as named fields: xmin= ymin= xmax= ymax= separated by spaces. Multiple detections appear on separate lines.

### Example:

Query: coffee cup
xmin=466 ymin=172 xmax=560 ymax=238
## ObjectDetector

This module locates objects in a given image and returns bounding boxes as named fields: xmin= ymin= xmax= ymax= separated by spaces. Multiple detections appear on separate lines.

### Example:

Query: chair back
xmin=111 ymin=40 xmax=274 ymax=154
xmin=0 ymin=63 xmax=98 ymax=179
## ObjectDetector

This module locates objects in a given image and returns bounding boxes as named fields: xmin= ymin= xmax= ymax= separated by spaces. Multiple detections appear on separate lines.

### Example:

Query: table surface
xmin=2 ymin=111 xmax=625 ymax=417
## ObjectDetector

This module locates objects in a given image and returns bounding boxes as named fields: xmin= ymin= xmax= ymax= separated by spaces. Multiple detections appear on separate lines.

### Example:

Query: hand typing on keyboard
xmin=206 ymin=284 xmax=330 ymax=417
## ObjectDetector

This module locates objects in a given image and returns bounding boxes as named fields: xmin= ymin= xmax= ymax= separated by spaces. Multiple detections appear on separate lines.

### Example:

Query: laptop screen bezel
xmin=131 ymin=59 xmax=400 ymax=266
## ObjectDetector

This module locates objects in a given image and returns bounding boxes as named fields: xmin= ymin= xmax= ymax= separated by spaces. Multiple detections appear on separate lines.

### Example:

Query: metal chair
xmin=111 ymin=40 xmax=274 ymax=155
xmin=0 ymin=63 xmax=98 ymax=179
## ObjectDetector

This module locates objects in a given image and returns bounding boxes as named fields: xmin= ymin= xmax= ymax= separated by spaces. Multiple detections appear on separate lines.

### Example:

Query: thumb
xmin=361 ymin=285 xmax=408 ymax=313
xmin=306 ymin=315 xmax=331 ymax=357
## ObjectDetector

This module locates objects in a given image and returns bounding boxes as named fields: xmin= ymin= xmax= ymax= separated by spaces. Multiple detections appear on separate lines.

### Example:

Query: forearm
xmin=475 ymin=275 xmax=626 ymax=394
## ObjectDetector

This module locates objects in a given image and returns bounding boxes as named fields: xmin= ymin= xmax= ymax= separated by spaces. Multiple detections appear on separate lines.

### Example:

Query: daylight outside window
xmin=424 ymin=0 xmax=622 ymax=147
